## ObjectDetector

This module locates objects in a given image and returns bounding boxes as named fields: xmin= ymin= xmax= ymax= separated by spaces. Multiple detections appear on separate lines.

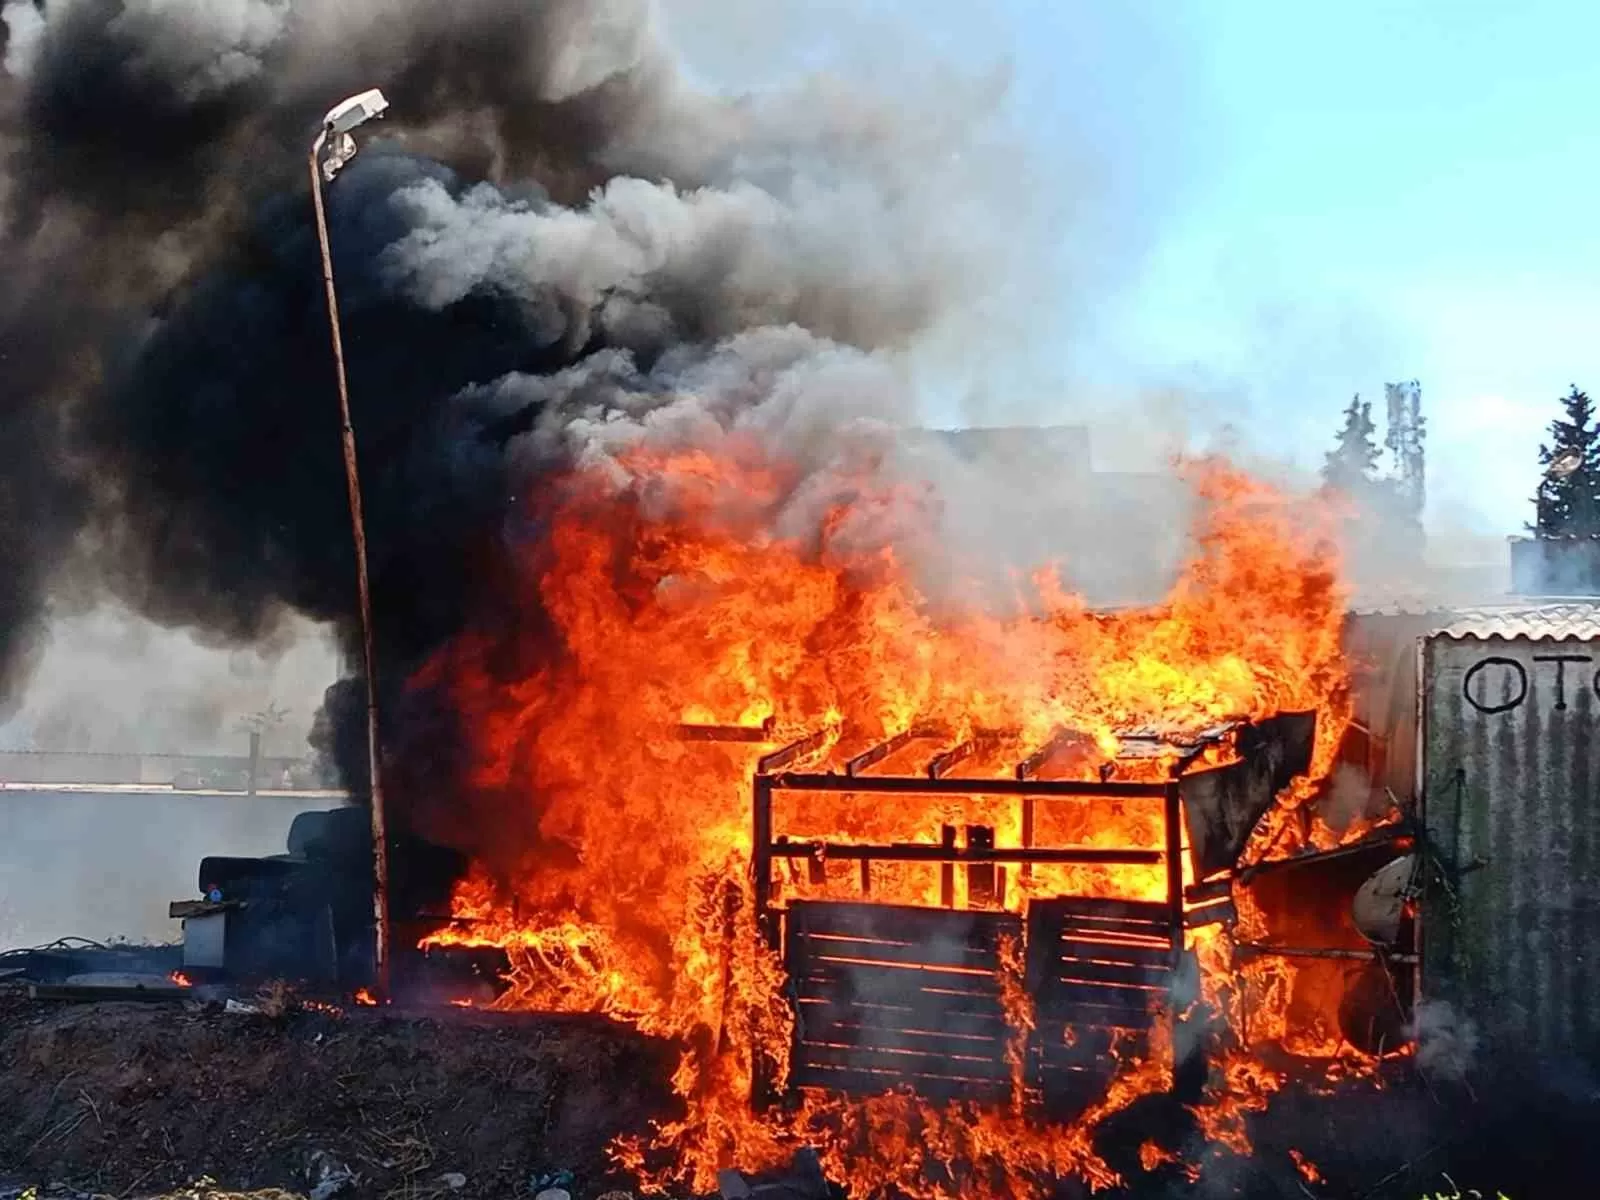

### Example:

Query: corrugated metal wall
xmin=1422 ymin=633 xmax=1600 ymax=1062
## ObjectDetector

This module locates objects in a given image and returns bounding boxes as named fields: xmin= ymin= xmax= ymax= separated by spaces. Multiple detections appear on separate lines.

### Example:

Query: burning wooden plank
xmin=674 ymin=717 xmax=777 ymax=743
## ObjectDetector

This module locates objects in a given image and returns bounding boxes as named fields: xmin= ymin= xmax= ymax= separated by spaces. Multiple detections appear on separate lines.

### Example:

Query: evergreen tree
xmin=1322 ymin=395 xmax=1379 ymax=493
xmin=1534 ymin=385 xmax=1600 ymax=537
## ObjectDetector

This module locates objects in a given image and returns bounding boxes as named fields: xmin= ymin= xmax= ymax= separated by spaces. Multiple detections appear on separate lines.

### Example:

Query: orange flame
xmin=1292 ymin=1148 xmax=1324 ymax=1184
xmin=353 ymin=988 xmax=379 ymax=1007
xmin=169 ymin=970 xmax=193 ymax=988
xmin=416 ymin=447 xmax=1359 ymax=1195
xmin=1139 ymin=1140 xmax=1200 ymax=1181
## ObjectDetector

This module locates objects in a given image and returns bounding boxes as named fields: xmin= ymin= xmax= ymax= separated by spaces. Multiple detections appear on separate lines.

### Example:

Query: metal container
xmin=1420 ymin=607 xmax=1600 ymax=1063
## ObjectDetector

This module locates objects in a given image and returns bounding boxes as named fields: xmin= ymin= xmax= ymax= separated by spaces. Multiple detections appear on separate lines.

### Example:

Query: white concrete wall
xmin=0 ymin=789 xmax=349 ymax=949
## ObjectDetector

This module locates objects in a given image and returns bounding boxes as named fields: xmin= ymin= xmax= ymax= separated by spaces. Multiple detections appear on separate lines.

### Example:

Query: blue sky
xmin=665 ymin=0 xmax=1600 ymax=546
xmin=1036 ymin=0 xmax=1600 ymax=541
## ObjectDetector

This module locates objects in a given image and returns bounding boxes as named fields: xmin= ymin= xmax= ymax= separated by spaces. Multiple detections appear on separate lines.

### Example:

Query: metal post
xmin=752 ymin=777 xmax=775 ymax=948
xmin=939 ymin=823 xmax=957 ymax=908
xmin=1412 ymin=636 xmax=1429 ymax=1018
xmin=1019 ymin=794 xmax=1035 ymax=885
xmin=1163 ymin=782 xmax=1184 ymax=949
xmin=309 ymin=130 xmax=390 ymax=999
xmin=247 ymin=730 xmax=261 ymax=796
xmin=750 ymin=775 xmax=779 ymax=1110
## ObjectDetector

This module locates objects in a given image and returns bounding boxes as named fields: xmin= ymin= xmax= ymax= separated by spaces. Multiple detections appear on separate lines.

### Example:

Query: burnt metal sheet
xmin=1422 ymin=633 xmax=1600 ymax=1064
xmin=781 ymin=897 xmax=1178 ymax=1112
xmin=784 ymin=901 xmax=1020 ymax=1103
xmin=1179 ymin=710 xmax=1316 ymax=879
xmin=1023 ymin=897 xmax=1178 ymax=1114
xmin=1238 ymin=838 xmax=1412 ymax=953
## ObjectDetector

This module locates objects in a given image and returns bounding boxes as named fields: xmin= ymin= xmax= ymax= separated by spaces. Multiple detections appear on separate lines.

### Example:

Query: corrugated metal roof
xmin=1435 ymin=602 xmax=1600 ymax=641
xmin=1349 ymin=600 xmax=1600 ymax=641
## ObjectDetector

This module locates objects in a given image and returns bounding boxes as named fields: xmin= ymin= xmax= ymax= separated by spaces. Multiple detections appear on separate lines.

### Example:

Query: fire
xmin=1291 ymin=1148 xmax=1324 ymax=1184
xmin=353 ymin=988 xmax=379 ymax=1007
xmin=1138 ymin=1140 xmax=1199 ymax=1181
xmin=169 ymin=970 xmax=193 ymax=988
xmin=1188 ymin=1050 xmax=1284 ymax=1157
xmin=416 ymin=445 xmax=1355 ymax=1195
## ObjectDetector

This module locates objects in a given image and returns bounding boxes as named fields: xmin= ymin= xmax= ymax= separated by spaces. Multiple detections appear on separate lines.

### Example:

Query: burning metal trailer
xmin=689 ymin=712 xmax=1317 ymax=1113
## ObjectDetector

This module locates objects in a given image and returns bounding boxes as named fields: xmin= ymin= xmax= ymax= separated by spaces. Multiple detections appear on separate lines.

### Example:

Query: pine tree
xmin=1534 ymin=385 xmax=1600 ymax=537
xmin=1323 ymin=395 xmax=1379 ymax=493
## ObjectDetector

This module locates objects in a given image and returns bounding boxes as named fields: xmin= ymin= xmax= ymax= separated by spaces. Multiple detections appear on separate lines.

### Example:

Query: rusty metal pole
xmin=309 ymin=129 xmax=390 ymax=999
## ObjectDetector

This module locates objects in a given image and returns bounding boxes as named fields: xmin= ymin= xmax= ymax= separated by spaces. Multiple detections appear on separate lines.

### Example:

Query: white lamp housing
xmin=319 ymin=88 xmax=390 ymax=181
xmin=324 ymin=88 xmax=389 ymax=135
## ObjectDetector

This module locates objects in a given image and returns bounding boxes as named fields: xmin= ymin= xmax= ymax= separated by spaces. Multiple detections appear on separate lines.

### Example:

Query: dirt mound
xmin=0 ymin=995 xmax=674 ymax=1200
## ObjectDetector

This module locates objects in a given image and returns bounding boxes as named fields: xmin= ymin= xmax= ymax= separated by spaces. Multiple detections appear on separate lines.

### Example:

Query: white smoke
xmin=384 ymin=171 xmax=967 ymax=355
xmin=1408 ymin=999 xmax=1478 ymax=1083
xmin=538 ymin=0 xmax=654 ymax=102
xmin=0 ymin=603 xmax=338 ymax=756
xmin=1320 ymin=763 xmax=1377 ymax=836
xmin=0 ymin=0 xmax=42 ymax=77
xmin=107 ymin=0 xmax=292 ymax=100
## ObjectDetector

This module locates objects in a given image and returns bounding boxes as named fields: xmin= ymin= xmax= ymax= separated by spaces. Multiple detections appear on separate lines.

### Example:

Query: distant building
xmin=901 ymin=425 xmax=1190 ymax=607
xmin=910 ymin=425 xmax=1094 ymax=476
xmin=915 ymin=425 xmax=1527 ymax=612
xmin=1508 ymin=536 xmax=1600 ymax=596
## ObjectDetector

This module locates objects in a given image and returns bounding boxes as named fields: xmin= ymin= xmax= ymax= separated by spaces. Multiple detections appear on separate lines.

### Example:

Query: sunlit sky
xmin=664 ymin=0 xmax=1600 ymax=547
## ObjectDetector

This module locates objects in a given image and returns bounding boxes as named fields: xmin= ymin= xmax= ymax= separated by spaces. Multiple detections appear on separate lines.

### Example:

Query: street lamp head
xmin=1548 ymin=449 xmax=1584 ymax=480
xmin=324 ymin=88 xmax=389 ymax=135
xmin=316 ymin=88 xmax=389 ymax=182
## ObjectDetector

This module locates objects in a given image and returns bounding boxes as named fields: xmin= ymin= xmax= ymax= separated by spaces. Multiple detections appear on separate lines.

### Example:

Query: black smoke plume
xmin=0 ymin=0 xmax=999 ymax=829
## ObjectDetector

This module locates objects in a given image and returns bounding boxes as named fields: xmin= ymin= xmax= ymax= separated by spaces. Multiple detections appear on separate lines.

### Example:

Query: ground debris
xmin=304 ymin=1152 xmax=356 ymax=1200
xmin=0 ymin=998 xmax=672 ymax=1200
xmin=0 ymin=1180 xmax=304 ymax=1200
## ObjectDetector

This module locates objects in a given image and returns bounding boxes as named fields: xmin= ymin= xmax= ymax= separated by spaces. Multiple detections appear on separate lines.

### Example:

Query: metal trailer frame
xmin=743 ymin=726 xmax=1200 ymax=1112
xmin=752 ymin=766 xmax=1185 ymax=952
xmin=674 ymin=712 xmax=1312 ymax=1110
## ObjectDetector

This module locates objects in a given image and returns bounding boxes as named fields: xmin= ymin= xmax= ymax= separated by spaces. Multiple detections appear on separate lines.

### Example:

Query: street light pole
xmin=309 ymin=89 xmax=391 ymax=999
